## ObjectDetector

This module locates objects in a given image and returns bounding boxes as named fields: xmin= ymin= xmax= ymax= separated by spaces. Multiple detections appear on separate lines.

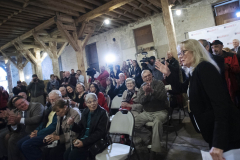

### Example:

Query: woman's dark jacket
xmin=71 ymin=105 xmax=109 ymax=148
xmin=106 ymin=84 xmax=116 ymax=100
xmin=130 ymin=66 xmax=143 ymax=88
xmin=166 ymin=61 xmax=240 ymax=150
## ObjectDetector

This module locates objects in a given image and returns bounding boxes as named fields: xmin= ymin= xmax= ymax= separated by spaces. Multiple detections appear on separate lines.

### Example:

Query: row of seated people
xmin=0 ymin=69 xmax=168 ymax=160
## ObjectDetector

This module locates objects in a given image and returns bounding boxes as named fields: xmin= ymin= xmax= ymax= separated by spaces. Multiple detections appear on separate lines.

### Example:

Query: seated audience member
xmin=55 ymin=75 xmax=61 ymax=85
xmin=71 ymin=83 xmax=87 ymax=110
xmin=59 ymin=87 xmax=68 ymax=98
xmin=18 ymin=92 xmax=27 ymax=100
xmin=42 ymin=99 xmax=81 ymax=160
xmin=147 ymin=56 xmax=163 ymax=81
xmin=61 ymin=71 xmax=66 ymax=84
xmin=122 ymin=61 xmax=130 ymax=78
xmin=0 ymin=96 xmax=44 ymax=160
xmin=0 ymin=86 xmax=9 ymax=110
xmin=130 ymin=60 xmax=143 ymax=88
xmin=135 ymin=70 xmax=168 ymax=155
xmin=114 ymin=65 xmax=122 ymax=79
xmin=71 ymin=69 xmax=76 ymax=77
xmin=66 ymin=85 xmax=76 ymax=100
xmin=96 ymin=66 xmax=109 ymax=88
xmin=105 ymin=77 xmax=115 ymax=100
xmin=64 ymin=93 xmax=108 ymax=160
xmin=76 ymin=70 xmax=84 ymax=84
xmin=114 ymin=73 xmax=127 ymax=96
xmin=94 ymin=80 xmax=105 ymax=93
xmin=121 ymin=78 xmax=142 ymax=117
xmin=212 ymin=40 xmax=240 ymax=104
xmin=89 ymin=83 xmax=109 ymax=112
xmin=17 ymin=90 xmax=61 ymax=160
xmin=47 ymin=74 xmax=60 ymax=93
xmin=62 ymin=71 xmax=76 ymax=87
xmin=13 ymin=81 xmax=27 ymax=96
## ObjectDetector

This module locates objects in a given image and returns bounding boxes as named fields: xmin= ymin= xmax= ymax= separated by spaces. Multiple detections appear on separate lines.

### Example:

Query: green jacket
xmin=27 ymin=80 xmax=45 ymax=97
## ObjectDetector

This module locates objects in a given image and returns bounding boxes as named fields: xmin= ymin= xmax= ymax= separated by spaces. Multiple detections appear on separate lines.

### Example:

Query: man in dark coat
xmin=13 ymin=81 xmax=27 ymax=96
xmin=231 ymin=39 xmax=240 ymax=62
xmin=114 ymin=73 xmax=127 ymax=96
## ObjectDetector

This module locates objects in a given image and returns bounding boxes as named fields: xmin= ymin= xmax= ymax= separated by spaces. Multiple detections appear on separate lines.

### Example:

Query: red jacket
xmin=97 ymin=92 xmax=109 ymax=113
xmin=0 ymin=91 xmax=9 ymax=109
xmin=96 ymin=70 xmax=109 ymax=88
xmin=222 ymin=51 xmax=240 ymax=101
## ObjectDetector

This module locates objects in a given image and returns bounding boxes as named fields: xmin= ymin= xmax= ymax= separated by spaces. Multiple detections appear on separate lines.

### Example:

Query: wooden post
xmin=4 ymin=59 xmax=13 ymax=93
xmin=16 ymin=55 xmax=25 ymax=81
xmin=18 ymin=69 xmax=25 ymax=81
xmin=160 ymin=0 xmax=178 ymax=59
xmin=76 ymin=40 xmax=87 ymax=86
xmin=34 ymin=48 xmax=43 ymax=80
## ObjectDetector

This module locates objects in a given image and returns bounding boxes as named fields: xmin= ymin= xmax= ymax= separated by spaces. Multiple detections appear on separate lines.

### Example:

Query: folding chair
xmin=109 ymin=95 xmax=122 ymax=117
xmin=95 ymin=110 xmax=140 ymax=160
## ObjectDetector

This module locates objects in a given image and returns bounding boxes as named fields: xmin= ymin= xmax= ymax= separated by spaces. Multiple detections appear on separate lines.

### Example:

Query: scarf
xmin=125 ymin=88 xmax=135 ymax=102
xmin=50 ymin=79 xmax=57 ymax=86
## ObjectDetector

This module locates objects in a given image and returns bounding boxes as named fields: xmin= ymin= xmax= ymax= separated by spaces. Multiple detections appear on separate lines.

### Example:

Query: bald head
xmin=18 ymin=92 xmax=27 ymax=100
xmin=59 ymin=87 xmax=67 ymax=96
xmin=100 ymin=66 xmax=105 ymax=73
xmin=65 ymin=71 xmax=70 ymax=77
xmin=167 ymin=51 xmax=173 ymax=60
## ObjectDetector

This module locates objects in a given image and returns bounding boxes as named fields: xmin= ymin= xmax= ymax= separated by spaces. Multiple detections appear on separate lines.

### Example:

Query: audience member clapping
xmin=71 ymin=83 xmax=87 ymax=110
xmin=121 ymin=78 xmax=142 ymax=117
xmin=114 ymin=73 xmax=127 ymax=96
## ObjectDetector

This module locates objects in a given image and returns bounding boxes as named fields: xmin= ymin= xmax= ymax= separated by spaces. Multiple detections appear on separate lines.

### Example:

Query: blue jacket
xmin=35 ymin=106 xmax=57 ymax=136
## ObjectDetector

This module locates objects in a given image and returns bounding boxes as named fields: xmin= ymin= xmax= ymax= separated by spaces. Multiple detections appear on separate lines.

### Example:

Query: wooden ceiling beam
xmin=33 ymin=0 xmax=86 ymax=13
xmin=8 ymin=18 xmax=40 ymax=25
xmin=112 ymin=8 xmax=139 ymax=20
xmin=0 ymin=17 xmax=55 ymax=51
xmin=76 ymin=0 xmax=135 ymax=23
xmin=83 ymin=0 xmax=102 ymax=6
xmin=104 ymin=13 xmax=132 ymax=23
xmin=138 ymin=0 xmax=160 ymax=12
xmin=0 ymin=1 xmax=23 ymax=11
xmin=128 ymin=2 xmax=152 ymax=15
xmin=147 ymin=0 xmax=162 ymax=8
xmin=26 ymin=1 xmax=80 ymax=17
xmin=4 ymin=22 xmax=35 ymax=28
xmin=62 ymin=0 xmax=94 ymax=10
xmin=120 ymin=5 xmax=146 ymax=17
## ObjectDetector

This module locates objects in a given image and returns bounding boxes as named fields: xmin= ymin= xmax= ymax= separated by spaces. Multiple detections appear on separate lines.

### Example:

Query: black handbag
xmin=89 ymin=133 xmax=112 ymax=156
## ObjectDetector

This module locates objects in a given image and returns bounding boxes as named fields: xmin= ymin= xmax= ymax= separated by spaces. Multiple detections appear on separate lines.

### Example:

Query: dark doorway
xmin=85 ymin=42 xmax=100 ymax=72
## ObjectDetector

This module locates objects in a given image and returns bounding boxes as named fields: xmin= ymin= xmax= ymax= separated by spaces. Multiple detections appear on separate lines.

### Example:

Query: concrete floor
xmin=130 ymin=109 xmax=209 ymax=160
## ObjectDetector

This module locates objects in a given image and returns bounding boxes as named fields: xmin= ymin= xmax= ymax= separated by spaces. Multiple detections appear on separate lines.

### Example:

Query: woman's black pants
xmin=64 ymin=147 xmax=89 ymax=160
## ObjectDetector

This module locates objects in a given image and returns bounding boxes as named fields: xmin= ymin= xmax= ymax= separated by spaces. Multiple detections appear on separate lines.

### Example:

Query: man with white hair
xmin=231 ymin=39 xmax=240 ymax=55
xmin=62 ymin=71 xmax=76 ymax=87
xmin=17 ymin=90 xmax=62 ymax=160
xmin=113 ymin=73 xmax=127 ymax=96
xmin=59 ymin=87 xmax=68 ymax=98
xmin=135 ymin=70 xmax=168 ymax=157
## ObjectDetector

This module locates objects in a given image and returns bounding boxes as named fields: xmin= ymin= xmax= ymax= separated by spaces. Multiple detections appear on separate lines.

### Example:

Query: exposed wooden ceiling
xmin=0 ymin=0 xmax=182 ymax=56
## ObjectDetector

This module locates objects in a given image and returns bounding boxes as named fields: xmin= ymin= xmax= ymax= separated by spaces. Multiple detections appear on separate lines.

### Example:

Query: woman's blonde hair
xmin=178 ymin=39 xmax=220 ymax=72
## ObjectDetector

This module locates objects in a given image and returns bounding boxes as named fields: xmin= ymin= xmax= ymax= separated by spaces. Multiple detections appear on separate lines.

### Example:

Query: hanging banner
xmin=188 ymin=20 xmax=240 ymax=49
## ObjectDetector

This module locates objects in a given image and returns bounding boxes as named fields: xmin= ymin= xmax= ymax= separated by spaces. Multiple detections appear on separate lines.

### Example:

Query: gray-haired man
xmin=135 ymin=70 xmax=168 ymax=155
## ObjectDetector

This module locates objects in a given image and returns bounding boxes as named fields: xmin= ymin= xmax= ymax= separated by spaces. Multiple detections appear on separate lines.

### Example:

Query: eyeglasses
xmin=178 ymin=50 xmax=188 ymax=56
xmin=86 ymin=100 xmax=97 ymax=104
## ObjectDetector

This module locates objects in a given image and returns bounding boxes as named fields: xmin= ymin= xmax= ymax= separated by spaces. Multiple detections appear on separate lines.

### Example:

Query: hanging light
xmin=176 ymin=9 xmax=182 ymax=16
xmin=26 ymin=76 xmax=30 ymax=79
xmin=237 ymin=11 xmax=240 ymax=18
xmin=104 ymin=19 xmax=110 ymax=25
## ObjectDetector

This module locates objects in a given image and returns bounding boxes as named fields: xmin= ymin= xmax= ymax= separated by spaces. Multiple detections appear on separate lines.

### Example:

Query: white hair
xmin=178 ymin=39 xmax=220 ymax=72
xmin=49 ymin=90 xmax=62 ymax=98
xmin=119 ymin=73 xmax=125 ymax=77
xmin=85 ymin=93 xmax=98 ymax=102
xmin=125 ymin=78 xmax=135 ymax=85
xmin=59 ymin=87 xmax=66 ymax=91
xmin=141 ymin=70 xmax=151 ymax=77
xmin=233 ymin=39 xmax=240 ymax=43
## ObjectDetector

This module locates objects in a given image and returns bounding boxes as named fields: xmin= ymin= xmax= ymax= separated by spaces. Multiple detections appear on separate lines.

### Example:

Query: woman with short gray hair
xmin=120 ymin=78 xmax=142 ymax=117
xmin=64 ymin=93 xmax=108 ymax=160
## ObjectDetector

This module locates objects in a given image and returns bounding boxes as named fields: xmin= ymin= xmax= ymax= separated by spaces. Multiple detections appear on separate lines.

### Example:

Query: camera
xmin=86 ymin=68 xmax=96 ymax=83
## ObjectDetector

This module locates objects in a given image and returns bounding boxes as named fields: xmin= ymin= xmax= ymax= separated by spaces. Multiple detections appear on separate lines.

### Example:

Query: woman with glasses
xmin=42 ymin=99 xmax=81 ymax=160
xmin=70 ymin=83 xmax=87 ymax=110
xmin=155 ymin=39 xmax=240 ymax=160
xmin=64 ymin=93 xmax=108 ymax=160
xmin=89 ymin=83 xmax=109 ymax=113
